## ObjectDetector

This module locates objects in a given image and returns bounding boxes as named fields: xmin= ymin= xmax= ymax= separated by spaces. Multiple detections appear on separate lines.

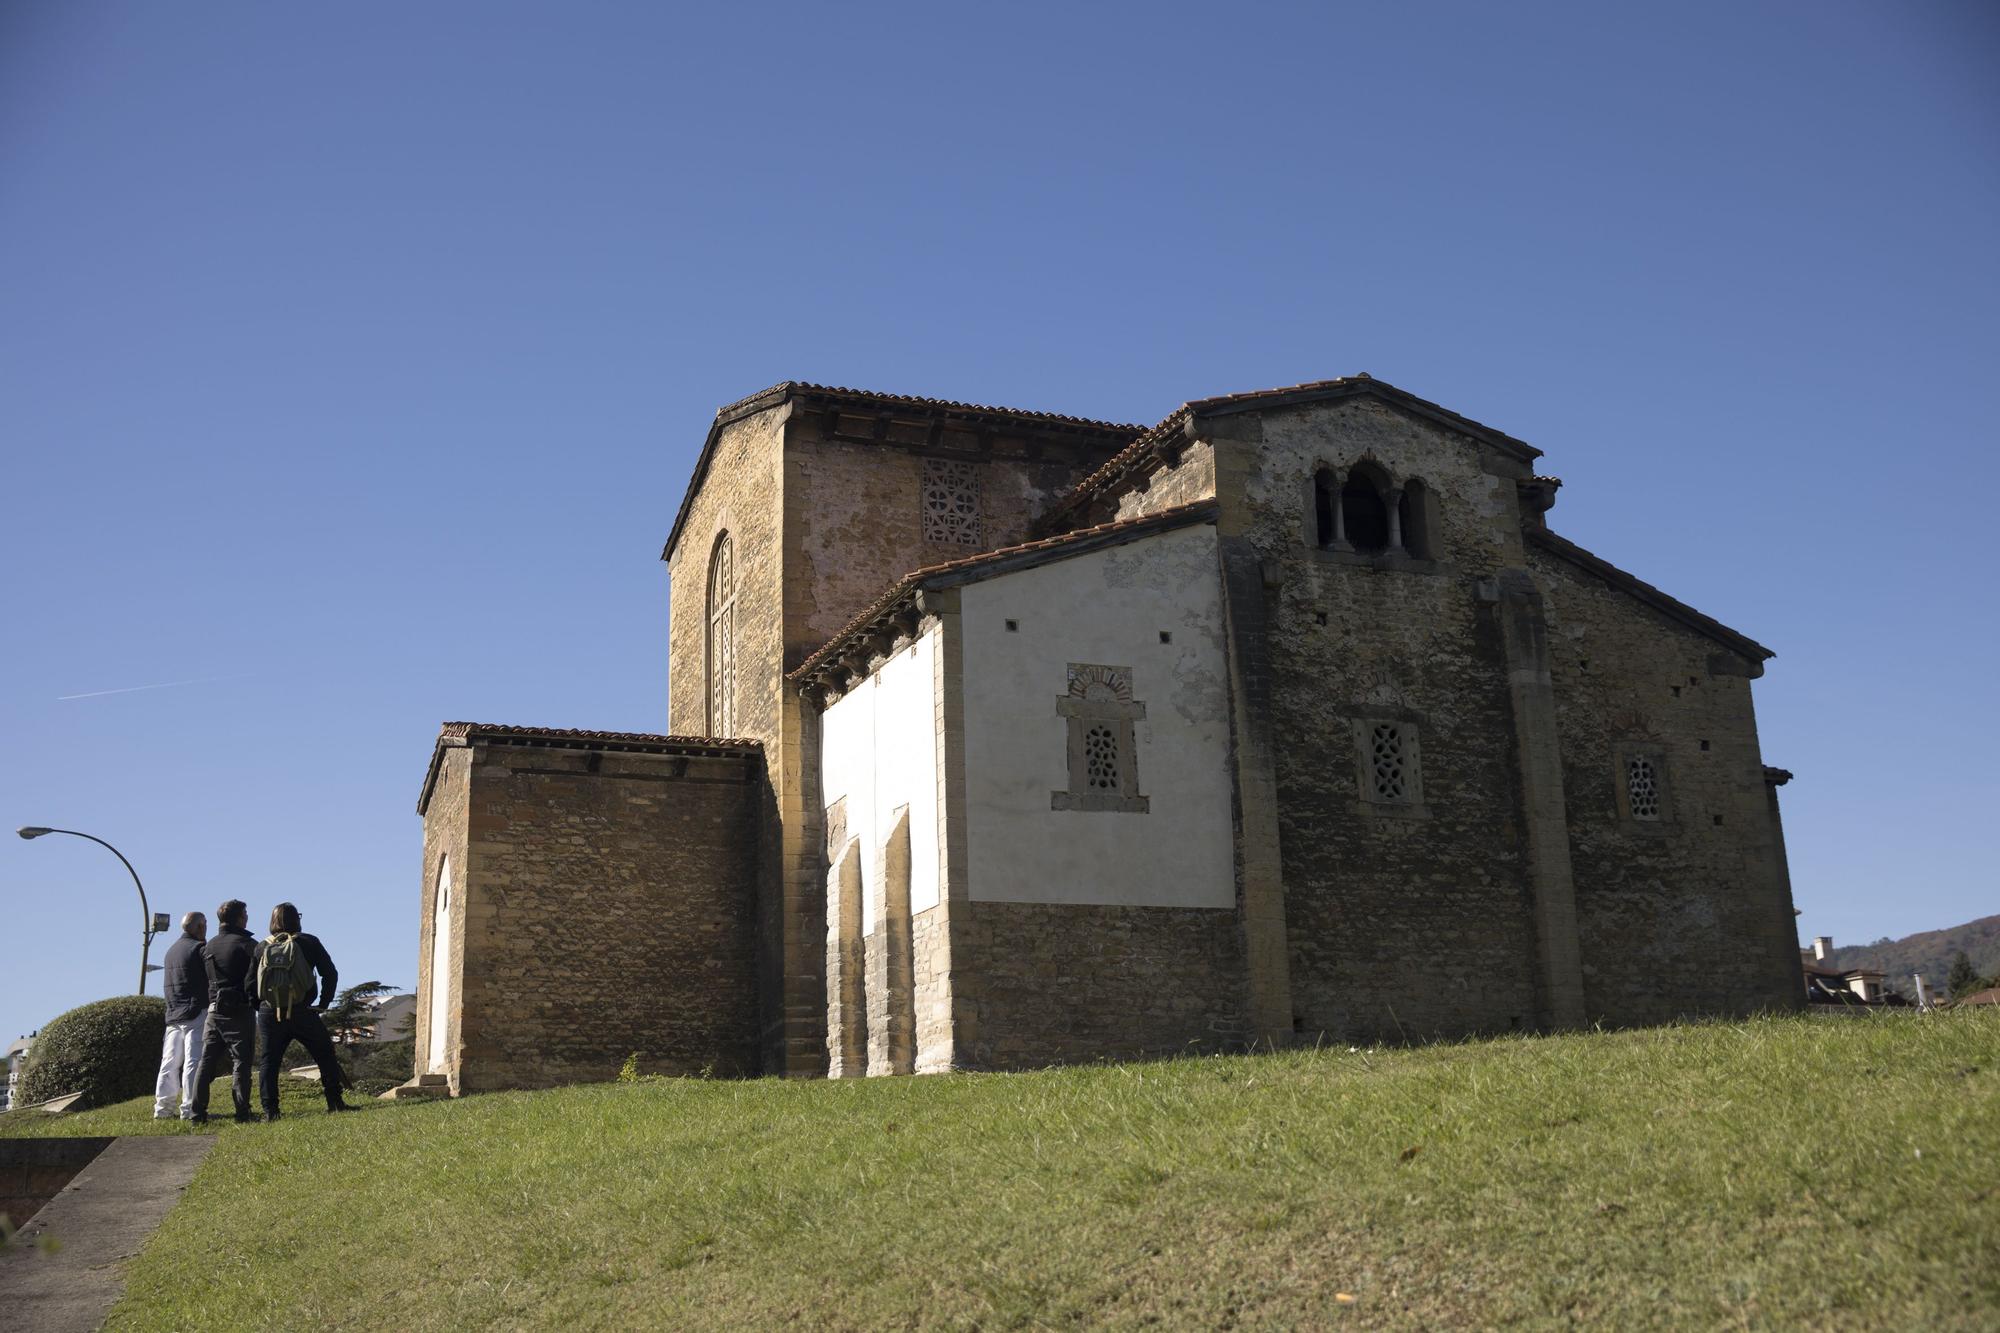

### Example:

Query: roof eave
xmin=1527 ymin=528 xmax=1775 ymax=667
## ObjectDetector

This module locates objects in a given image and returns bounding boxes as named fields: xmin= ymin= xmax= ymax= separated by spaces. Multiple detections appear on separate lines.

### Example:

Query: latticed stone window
xmin=1053 ymin=663 xmax=1149 ymax=813
xmin=1626 ymin=755 xmax=1661 ymax=820
xmin=921 ymin=459 xmax=980 ymax=546
xmin=1370 ymin=722 xmax=1409 ymax=801
xmin=1352 ymin=710 xmax=1424 ymax=813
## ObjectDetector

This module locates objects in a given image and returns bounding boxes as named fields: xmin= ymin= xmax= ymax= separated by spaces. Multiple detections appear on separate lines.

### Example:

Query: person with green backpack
xmin=254 ymin=902 xmax=355 ymax=1120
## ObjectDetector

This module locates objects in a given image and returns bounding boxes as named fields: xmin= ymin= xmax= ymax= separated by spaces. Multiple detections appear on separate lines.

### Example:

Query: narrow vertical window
xmin=1399 ymin=479 xmax=1432 ymax=559
xmin=1626 ymin=755 xmax=1661 ymax=821
xmin=1314 ymin=468 xmax=1338 ymax=547
xmin=1342 ymin=467 xmax=1391 ymax=554
xmin=1370 ymin=722 xmax=1407 ymax=800
xmin=707 ymin=532 xmax=736 ymax=737
xmin=1352 ymin=711 xmax=1425 ymax=813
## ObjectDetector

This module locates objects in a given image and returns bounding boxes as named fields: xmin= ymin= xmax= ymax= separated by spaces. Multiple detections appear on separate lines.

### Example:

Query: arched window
xmin=706 ymin=533 xmax=736 ymax=737
xmin=1313 ymin=468 xmax=1338 ymax=547
xmin=1399 ymin=479 xmax=1432 ymax=560
xmin=1341 ymin=466 xmax=1392 ymax=555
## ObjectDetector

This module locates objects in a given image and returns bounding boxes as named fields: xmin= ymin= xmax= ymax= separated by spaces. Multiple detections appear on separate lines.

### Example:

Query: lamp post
xmin=17 ymin=827 xmax=166 ymax=995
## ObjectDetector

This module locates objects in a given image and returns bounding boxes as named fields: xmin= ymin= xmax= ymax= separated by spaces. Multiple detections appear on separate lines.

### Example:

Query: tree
xmin=322 ymin=981 xmax=398 ymax=1045
xmin=1947 ymin=951 xmax=1980 ymax=999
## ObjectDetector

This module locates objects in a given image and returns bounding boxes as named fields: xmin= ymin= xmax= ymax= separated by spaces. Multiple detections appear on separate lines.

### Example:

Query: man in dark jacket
xmin=188 ymin=899 xmax=258 ymax=1124
xmin=254 ymin=902 xmax=354 ymax=1119
xmin=152 ymin=912 xmax=208 ymax=1120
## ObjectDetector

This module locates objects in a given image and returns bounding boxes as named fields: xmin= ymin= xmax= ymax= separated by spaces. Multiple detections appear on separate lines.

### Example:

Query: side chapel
xmin=413 ymin=375 xmax=1804 ymax=1092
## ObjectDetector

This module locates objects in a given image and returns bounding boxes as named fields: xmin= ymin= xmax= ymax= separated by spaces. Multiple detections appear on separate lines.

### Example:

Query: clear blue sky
xmin=3 ymin=2 xmax=1995 ymax=1044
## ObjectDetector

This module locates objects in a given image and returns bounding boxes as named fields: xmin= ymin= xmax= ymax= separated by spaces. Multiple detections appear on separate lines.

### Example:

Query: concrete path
xmin=0 ymin=1136 xmax=214 ymax=1332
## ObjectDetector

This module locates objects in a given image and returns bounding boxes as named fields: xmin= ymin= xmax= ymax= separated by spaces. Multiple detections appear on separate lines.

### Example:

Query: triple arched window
xmin=1312 ymin=464 xmax=1433 ymax=560
xmin=706 ymin=532 xmax=736 ymax=737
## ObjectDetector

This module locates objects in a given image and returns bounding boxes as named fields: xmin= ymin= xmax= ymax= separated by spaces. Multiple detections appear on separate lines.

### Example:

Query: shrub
xmin=349 ymin=1077 xmax=401 ymax=1099
xmin=20 ymin=995 xmax=166 ymax=1110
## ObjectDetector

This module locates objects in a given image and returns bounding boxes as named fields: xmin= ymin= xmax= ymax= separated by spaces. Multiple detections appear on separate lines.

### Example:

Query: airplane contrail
xmin=57 ymin=672 xmax=255 ymax=701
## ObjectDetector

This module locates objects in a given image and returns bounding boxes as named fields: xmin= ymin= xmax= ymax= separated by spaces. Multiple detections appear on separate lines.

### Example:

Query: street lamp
xmin=17 ymin=827 xmax=165 ymax=995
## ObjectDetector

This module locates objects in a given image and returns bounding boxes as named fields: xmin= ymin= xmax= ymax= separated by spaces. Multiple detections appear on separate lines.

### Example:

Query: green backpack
xmin=258 ymin=933 xmax=317 ymax=1019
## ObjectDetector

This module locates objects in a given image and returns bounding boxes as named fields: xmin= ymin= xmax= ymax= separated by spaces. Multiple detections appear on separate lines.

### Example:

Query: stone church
xmin=412 ymin=375 xmax=1805 ymax=1093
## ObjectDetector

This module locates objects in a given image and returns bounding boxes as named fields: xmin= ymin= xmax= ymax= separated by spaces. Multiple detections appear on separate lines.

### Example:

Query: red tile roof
xmin=661 ymin=382 xmax=1144 ymax=562
xmin=1041 ymin=374 xmax=1544 ymax=530
xmin=789 ymin=500 xmax=1220 ymax=688
xmin=418 ymin=723 xmax=762 ymax=814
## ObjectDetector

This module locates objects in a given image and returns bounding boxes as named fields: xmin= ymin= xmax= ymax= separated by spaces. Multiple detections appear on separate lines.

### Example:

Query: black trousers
xmin=190 ymin=1004 xmax=255 ymax=1120
xmin=256 ymin=1007 xmax=345 ymax=1113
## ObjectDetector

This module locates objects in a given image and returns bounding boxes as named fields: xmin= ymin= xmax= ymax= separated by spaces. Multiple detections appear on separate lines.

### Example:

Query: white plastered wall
xmin=960 ymin=523 xmax=1235 ymax=907
xmin=819 ymin=627 xmax=942 ymax=930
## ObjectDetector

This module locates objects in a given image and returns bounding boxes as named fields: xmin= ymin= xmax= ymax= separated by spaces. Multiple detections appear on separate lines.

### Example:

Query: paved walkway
xmin=0 ymin=1136 xmax=214 ymax=1332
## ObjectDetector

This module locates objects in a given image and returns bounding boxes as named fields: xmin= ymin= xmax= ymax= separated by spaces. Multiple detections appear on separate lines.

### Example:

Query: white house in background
xmin=362 ymin=994 xmax=416 ymax=1042
xmin=5 ymin=1035 xmax=34 ymax=1110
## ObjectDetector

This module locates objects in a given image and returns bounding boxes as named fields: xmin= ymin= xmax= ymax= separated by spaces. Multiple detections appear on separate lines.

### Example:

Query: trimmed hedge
xmin=20 ymin=995 xmax=166 ymax=1110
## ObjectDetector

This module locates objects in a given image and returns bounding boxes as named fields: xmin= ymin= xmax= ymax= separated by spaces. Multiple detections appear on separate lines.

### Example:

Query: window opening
xmin=1314 ymin=469 xmax=1337 ymax=547
xmin=1399 ymin=480 xmax=1432 ymax=559
xmin=706 ymin=533 xmax=736 ymax=737
xmin=1627 ymin=755 xmax=1661 ymax=820
xmin=1342 ymin=476 xmax=1390 ymax=554
xmin=1053 ymin=663 xmax=1149 ymax=813
xmin=921 ymin=459 xmax=981 ymax=546
xmin=1370 ymin=723 xmax=1407 ymax=800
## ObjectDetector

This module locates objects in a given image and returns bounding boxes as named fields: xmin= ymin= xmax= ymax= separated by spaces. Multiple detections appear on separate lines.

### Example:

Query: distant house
xmin=1953 ymin=987 xmax=2000 ymax=1008
xmin=1801 ymin=937 xmax=1896 ymax=1006
xmin=361 ymin=994 xmax=415 ymax=1043
xmin=4 ymin=1035 xmax=34 ymax=1111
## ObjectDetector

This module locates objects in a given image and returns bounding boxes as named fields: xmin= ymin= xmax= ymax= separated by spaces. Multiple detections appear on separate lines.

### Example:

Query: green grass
xmin=10 ymin=1013 xmax=1997 ymax=1329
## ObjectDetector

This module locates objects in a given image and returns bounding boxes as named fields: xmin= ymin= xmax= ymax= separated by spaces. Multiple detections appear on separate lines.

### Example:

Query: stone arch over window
xmin=1052 ymin=663 xmax=1150 ymax=813
xmin=1399 ymin=478 xmax=1434 ymax=559
xmin=1341 ymin=462 xmax=1394 ymax=555
xmin=706 ymin=532 xmax=736 ymax=738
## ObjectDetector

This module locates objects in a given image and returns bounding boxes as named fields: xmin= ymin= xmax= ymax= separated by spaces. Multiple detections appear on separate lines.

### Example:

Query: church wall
xmin=1233 ymin=398 xmax=1545 ymax=1043
xmin=785 ymin=423 xmax=1115 ymax=657
xmin=1530 ymin=546 xmax=1803 ymax=1023
xmin=958 ymin=524 xmax=1235 ymax=909
xmin=1112 ymin=441 xmax=1217 ymax=521
xmin=415 ymin=745 xmax=471 ymax=1092
xmin=820 ymin=627 xmax=942 ymax=924
xmin=945 ymin=523 xmax=1244 ymax=1068
xmin=663 ymin=405 xmax=806 ymax=1073
xmin=953 ymin=902 xmax=1245 ymax=1068
xmin=443 ymin=742 xmax=762 ymax=1093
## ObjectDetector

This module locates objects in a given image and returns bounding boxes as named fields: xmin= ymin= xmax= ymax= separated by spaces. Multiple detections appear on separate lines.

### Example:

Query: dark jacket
xmin=162 ymin=933 xmax=210 ymax=1024
xmin=202 ymin=925 xmax=259 ymax=1010
xmin=253 ymin=932 xmax=338 ymax=1011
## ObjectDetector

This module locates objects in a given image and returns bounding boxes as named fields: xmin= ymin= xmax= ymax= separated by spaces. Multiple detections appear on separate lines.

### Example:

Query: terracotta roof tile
xmin=1041 ymin=374 xmax=1542 ymax=530
xmin=418 ymin=723 xmax=762 ymax=815
xmin=789 ymin=500 xmax=1219 ymax=686
xmin=438 ymin=722 xmax=762 ymax=750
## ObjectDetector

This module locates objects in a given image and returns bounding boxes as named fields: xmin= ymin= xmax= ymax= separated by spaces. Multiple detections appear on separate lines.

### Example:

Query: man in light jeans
xmin=154 ymin=911 xmax=208 ymax=1120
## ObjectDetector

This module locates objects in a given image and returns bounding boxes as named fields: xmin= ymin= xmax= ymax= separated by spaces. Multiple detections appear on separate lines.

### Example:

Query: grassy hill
xmin=1825 ymin=914 xmax=2000 ymax=993
xmin=7 ymin=1013 xmax=1997 ymax=1329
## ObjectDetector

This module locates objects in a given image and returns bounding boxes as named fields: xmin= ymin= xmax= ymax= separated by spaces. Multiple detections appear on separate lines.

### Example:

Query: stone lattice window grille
xmin=1351 ymin=709 xmax=1425 ymax=813
xmin=1613 ymin=743 xmax=1673 ymax=826
xmin=921 ymin=459 xmax=981 ymax=546
xmin=1370 ymin=722 xmax=1409 ymax=801
xmin=1626 ymin=755 xmax=1662 ymax=820
xmin=1052 ymin=663 xmax=1149 ymax=813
